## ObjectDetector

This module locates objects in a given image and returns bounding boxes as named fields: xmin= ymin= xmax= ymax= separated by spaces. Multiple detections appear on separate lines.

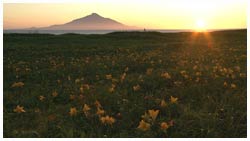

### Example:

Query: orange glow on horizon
xmin=190 ymin=31 xmax=213 ymax=48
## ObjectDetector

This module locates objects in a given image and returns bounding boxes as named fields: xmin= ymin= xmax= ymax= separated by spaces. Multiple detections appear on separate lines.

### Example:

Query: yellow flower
xmin=106 ymin=116 xmax=115 ymax=125
xmin=146 ymin=68 xmax=153 ymax=75
xmin=96 ymin=107 xmax=105 ymax=116
xmin=193 ymin=65 xmax=198 ymax=70
xmin=125 ymin=67 xmax=129 ymax=72
xmin=39 ymin=95 xmax=45 ymax=101
xmin=80 ymin=84 xmax=90 ymax=93
xmin=13 ymin=105 xmax=26 ymax=113
xmin=80 ymin=86 xmax=84 ymax=93
xmin=231 ymin=74 xmax=236 ymax=79
xmin=228 ymin=68 xmax=234 ymax=74
xmin=195 ymin=77 xmax=200 ymax=82
xmin=11 ymin=82 xmax=24 ymax=88
xmin=223 ymin=82 xmax=228 ymax=87
xmin=109 ymin=84 xmax=116 ymax=93
xmin=160 ymin=100 xmax=167 ymax=107
xmin=120 ymin=73 xmax=126 ymax=82
xmin=69 ymin=107 xmax=77 ymax=116
xmin=25 ymin=68 xmax=31 ymax=72
xmin=223 ymin=68 xmax=228 ymax=73
xmin=75 ymin=78 xmax=81 ymax=83
xmin=133 ymin=84 xmax=141 ymax=91
xmin=100 ymin=116 xmax=106 ymax=123
xmin=52 ymin=91 xmax=58 ymax=97
xmin=83 ymin=104 xmax=91 ymax=113
xmin=240 ymin=73 xmax=246 ymax=78
xmin=94 ymin=100 xmax=102 ymax=108
xmin=83 ymin=84 xmax=90 ymax=90
xmin=137 ymin=120 xmax=150 ymax=131
xmin=69 ymin=95 xmax=76 ymax=100
xmin=106 ymin=74 xmax=112 ymax=80
xmin=100 ymin=115 xmax=115 ymax=125
xmin=160 ymin=122 xmax=169 ymax=130
xmin=96 ymin=75 xmax=100 ymax=80
xmin=183 ymin=74 xmax=189 ymax=79
xmin=34 ymin=108 xmax=41 ymax=113
xmin=170 ymin=96 xmax=178 ymax=104
xmin=161 ymin=72 xmax=171 ymax=79
xmin=195 ymin=72 xmax=202 ymax=76
xmin=180 ymin=70 xmax=186 ymax=75
xmin=79 ymin=94 xmax=84 ymax=100
xmin=231 ymin=84 xmax=236 ymax=89
xmin=141 ymin=112 xmax=151 ymax=122
xmin=148 ymin=109 xmax=159 ymax=121
xmin=68 ymin=76 xmax=71 ymax=81
xmin=180 ymin=70 xmax=189 ymax=79
xmin=82 ymin=104 xmax=91 ymax=116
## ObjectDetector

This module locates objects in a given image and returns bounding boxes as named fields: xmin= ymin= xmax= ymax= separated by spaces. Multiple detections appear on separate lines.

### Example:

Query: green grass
xmin=3 ymin=30 xmax=247 ymax=138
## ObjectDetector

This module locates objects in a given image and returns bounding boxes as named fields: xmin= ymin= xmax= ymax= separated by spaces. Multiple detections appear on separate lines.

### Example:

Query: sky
xmin=3 ymin=0 xmax=247 ymax=30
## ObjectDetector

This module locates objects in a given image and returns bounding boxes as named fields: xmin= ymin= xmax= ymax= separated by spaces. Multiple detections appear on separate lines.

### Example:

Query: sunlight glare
xmin=195 ymin=19 xmax=206 ymax=32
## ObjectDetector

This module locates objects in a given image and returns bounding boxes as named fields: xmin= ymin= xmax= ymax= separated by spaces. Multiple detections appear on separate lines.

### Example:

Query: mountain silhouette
xmin=38 ymin=13 xmax=138 ymax=30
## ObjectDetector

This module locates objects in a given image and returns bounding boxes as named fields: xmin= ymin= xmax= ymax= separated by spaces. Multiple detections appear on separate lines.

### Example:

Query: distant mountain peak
xmin=90 ymin=13 xmax=100 ymax=16
xmin=81 ymin=13 xmax=105 ymax=20
xmin=84 ymin=13 xmax=103 ymax=19
xmin=38 ymin=13 xmax=139 ymax=30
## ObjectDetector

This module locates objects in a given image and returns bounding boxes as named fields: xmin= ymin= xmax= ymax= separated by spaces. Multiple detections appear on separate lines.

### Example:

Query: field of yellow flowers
xmin=3 ymin=30 xmax=247 ymax=137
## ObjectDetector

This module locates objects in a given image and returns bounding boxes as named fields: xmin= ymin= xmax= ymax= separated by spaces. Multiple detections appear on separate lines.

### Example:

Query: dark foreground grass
xmin=3 ymin=30 xmax=247 ymax=137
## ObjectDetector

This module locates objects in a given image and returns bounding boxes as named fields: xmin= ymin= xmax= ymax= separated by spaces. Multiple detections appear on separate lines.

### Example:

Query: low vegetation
xmin=3 ymin=30 xmax=247 ymax=137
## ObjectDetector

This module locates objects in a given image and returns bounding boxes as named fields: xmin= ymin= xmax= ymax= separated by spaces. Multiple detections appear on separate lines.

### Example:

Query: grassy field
xmin=3 ymin=30 xmax=247 ymax=138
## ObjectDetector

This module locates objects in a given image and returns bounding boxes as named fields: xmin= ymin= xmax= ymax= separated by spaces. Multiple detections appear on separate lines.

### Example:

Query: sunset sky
xmin=3 ymin=0 xmax=247 ymax=30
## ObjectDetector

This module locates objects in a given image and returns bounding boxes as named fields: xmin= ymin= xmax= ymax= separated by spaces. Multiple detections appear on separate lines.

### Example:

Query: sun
xmin=195 ymin=19 xmax=207 ymax=32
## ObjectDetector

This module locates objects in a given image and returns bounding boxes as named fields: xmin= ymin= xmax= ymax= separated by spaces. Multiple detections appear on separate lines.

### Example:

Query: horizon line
xmin=3 ymin=28 xmax=247 ymax=31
